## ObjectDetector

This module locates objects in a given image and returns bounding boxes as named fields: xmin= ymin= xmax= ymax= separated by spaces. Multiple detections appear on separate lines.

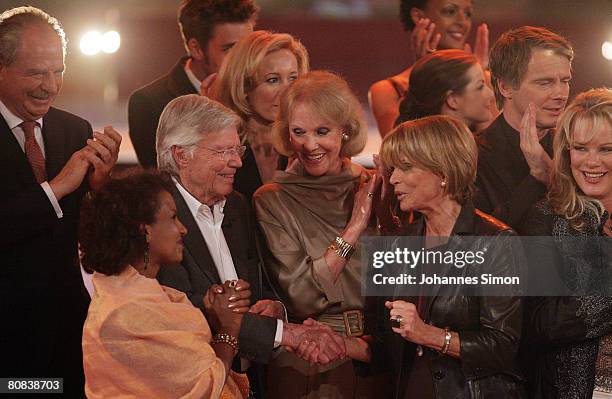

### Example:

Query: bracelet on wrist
xmin=211 ymin=332 xmax=240 ymax=352
xmin=440 ymin=327 xmax=451 ymax=355
xmin=328 ymin=236 xmax=355 ymax=259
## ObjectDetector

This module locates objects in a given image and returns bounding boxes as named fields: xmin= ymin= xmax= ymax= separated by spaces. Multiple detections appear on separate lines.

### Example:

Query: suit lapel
xmin=167 ymin=57 xmax=198 ymax=98
xmin=42 ymin=110 xmax=68 ymax=180
xmin=222 ymin=193 xmax=249 ymax=280
xmin=171 ymin=184 xmax=221 ymax=285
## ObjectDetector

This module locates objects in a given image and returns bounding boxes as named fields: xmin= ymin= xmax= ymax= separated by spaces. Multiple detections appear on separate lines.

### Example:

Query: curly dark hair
xmin=400 ymin=0 xmax=428 ymax=31
xmin=178 ymin=0 xmax=259 ymax=51
xmin=79 ymin=171 xmax=175 ymax=276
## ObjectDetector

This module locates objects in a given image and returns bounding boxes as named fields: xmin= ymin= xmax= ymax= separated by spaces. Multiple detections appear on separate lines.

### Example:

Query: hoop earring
xmin=342 ymin=133 xmax=349 ymax=141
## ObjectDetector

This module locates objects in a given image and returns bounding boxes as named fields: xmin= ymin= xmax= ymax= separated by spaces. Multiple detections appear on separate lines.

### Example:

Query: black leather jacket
xmin=362 ymin=202 xmax=527 ymax=399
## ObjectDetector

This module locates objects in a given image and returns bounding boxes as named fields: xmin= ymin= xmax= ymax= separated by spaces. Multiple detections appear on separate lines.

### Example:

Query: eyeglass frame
xmin=192 ymin=143 xmax=247 ymax=161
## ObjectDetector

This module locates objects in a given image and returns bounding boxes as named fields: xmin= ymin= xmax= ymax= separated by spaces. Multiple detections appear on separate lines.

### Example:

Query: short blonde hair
xmin=272 ymin=70 xmax=367 ymax=157
xmin=380 ymin=115 xmax=477 ymax=204
xmin=548 ymin=88 xmax=612 ymax=230
xmin=210 ymin=30 xmax=309 ymax=134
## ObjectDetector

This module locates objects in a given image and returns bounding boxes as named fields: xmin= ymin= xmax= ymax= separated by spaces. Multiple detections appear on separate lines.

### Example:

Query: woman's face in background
xmin=248 ymin=49 xmax=299 ymax=123
xmin=421 ymin=0 xmax=473 ymax=50
xmin=570 ymin=120 xmax=612 ymax=209
xmin=288 ymin=102 xmax=344 ymax=177
xmin=145 ymin=191 xmax=187 ymax=267
xmin=451 ymin=64 xmax=494 ymax=127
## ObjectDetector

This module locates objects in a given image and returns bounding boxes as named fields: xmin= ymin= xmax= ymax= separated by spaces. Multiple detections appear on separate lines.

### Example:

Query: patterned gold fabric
xmin=83 ymin=266 xmax=246 ymax=398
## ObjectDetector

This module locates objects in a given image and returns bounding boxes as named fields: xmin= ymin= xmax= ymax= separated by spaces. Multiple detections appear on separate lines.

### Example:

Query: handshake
xmin=280 ymin=318 xmax=347 ymax=365
xmin=204 ymin=280 xmax=347 ymax=365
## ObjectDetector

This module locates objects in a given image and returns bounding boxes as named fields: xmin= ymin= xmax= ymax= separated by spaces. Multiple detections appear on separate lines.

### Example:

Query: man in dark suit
xmin=0 ymin=7 xmax=120 ymax=396
xmin=155 ymin=94 xmax=346 ymax=397
xmin=128 ymin=0 xmax=257 ymax=168
xmin=475 ymin=26 xmax=573 ymax=230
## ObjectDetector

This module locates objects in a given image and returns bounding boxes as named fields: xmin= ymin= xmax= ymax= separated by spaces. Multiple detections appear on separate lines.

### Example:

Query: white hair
xmin=156 ymin=94 xmax=240 ymax=175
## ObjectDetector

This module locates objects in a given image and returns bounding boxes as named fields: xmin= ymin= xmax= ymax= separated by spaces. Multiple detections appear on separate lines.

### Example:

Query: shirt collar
xmin=0 ymin=99 xmax=43 ymax=130
xmin=183 ymin=59 xmax=202 ymax=94
xmin=172 ymin=176 xmax=226 ymax=216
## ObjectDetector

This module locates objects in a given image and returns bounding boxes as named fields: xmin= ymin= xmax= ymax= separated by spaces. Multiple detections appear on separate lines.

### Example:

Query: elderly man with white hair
xmin=155 ymin=94 xmax=346 ymax=397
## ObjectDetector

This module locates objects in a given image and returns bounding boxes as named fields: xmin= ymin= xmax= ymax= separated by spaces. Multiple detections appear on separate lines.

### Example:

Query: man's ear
xmin=187 ymin=37 xmax=205 ymax=62
xmin=410 ymin=7 xmax=426 ymax=26
xmin=172 ymin=145 xmax=190 ymax=169
xmin=497 ymin=79 xmax=514 ymax=102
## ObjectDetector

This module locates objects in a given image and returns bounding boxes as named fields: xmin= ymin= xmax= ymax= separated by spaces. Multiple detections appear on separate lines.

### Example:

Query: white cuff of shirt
xmin=41 ymin=181 xmax=63 ymax=218
xmin=273 ymin=319 xmax=284 ymax=348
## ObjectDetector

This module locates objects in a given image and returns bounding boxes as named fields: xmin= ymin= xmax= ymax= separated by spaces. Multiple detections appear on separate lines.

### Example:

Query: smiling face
xmin=423 ymin=0 xmax=473 ymax=50
xmin=501 ymin=48 xmax=572 ymax=133
xmin=289 ymin=102 xmax=343 ymax=177
xmin=389 ymin=160 xmax=448 ymax=213
xmin=145 ymin=191 xmax=187 ymax=266
xmin=450 ymin=64 xmax=494 ymax=127
xmin=570 ymin=119 xmax=612 ymax=209
xmin=248 ymin=49 xmax=299 ymax=123
xmin=0 ymin=23 xmax=64 ymax=121
xmin=177 ymin=125 xmax=242 ymax=205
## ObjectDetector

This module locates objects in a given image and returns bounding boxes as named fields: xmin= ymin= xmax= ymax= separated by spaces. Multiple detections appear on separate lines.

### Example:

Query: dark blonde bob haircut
xmin=380 ymin=115 xmax=477 ymax=204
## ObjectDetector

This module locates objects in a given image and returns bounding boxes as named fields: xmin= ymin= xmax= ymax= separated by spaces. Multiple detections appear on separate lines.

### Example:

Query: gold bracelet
xmin=327 ymin=236 xmax=355 ymax=259
xmin=440 ymin=327 xmax=451 ymax=355
xmin=211 ymin=333 xmax=239 ymax=352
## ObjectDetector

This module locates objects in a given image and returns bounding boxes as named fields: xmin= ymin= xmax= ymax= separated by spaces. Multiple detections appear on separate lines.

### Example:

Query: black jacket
xmin=521 ymin=200 xmax=612 ymax=399
xmin=475 ymin=115 xmax=553 ymax=231
xmin=363 ymin=202 xmax=526 ymax=399
xmin=128 ymin=57 xmax=197 ymax=168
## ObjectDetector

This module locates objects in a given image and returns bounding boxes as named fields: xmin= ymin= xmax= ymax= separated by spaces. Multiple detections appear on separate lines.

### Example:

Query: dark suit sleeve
xmin=475 ymin=158 xmax=547 ymax=229
xmin=128 ymin=91 xmax=158 ymax=169
xmin=0 ymin=185 xmax=58 ymax=249
xmin=238 ymin=313 xmax=277 ymax=363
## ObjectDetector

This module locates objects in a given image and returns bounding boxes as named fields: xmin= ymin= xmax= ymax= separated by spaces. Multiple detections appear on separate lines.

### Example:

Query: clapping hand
xmin=411 ymin=18 xmax=442 ymax=60
xmin=519 ymin=103 xmax=552 ymax=185
xmin=87 ymin=126 xmax=122 ymax=191
xmin=463 ymin=24 xmax=489 ymax=68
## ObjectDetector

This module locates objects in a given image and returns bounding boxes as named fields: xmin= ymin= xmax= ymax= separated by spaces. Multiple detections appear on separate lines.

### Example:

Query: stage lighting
xmin=80 ymin=31 xmax=102 ymax=56
xmin=603 ymin=41 xmax=612 ymax=61
xmin=101 ymin=31 xmax=121 ymax=54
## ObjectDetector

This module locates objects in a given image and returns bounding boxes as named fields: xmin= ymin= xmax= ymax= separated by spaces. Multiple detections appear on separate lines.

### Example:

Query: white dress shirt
xmin=173 ymin=178 xmax=284 ymax=347
xmin=184 ymin=59 xmax=202 ymax=94
xmin=0 ymin=100 xmax=63 ymax=218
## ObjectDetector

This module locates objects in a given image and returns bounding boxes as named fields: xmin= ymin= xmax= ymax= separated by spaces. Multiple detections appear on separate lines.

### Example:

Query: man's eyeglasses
xmin=194 ymin=144 xmax=247 ymax=161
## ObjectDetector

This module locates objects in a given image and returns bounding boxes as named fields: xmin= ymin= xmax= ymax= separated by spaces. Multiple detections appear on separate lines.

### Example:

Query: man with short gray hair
xmin=156 ymin=95 xmax=346 ymax=398
xmin=0 ymin=6 xmax=120 ymax=396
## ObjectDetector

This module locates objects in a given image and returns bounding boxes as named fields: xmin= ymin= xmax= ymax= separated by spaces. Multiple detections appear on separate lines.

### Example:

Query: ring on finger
xmin=367 ymin=192 xmax=375 ymax=198
xmin=390 ymin=315 xmax=403 ymax=328
xmin=228 ymin=280 xmax=238 ymax=288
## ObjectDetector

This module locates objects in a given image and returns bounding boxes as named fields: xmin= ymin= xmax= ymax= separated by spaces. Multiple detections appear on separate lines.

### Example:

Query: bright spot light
xmin=80 ymin=31 xmax=102 ymax=56
xmin=603 ymin=41 xmax=612 ymax=61
xmin=101 ymin=31 xmax=121 ymax=54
